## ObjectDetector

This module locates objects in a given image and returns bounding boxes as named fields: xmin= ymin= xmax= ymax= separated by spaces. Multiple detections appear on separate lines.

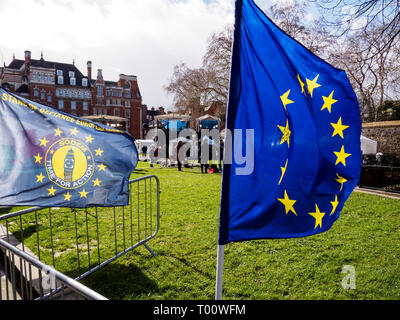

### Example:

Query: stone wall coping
xmin=362 ymin=120 xmax=400 ymax=128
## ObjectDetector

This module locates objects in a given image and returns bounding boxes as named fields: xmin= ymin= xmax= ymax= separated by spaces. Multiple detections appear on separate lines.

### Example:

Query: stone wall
xmin=362 ymin=121 xmax=400 ymax=156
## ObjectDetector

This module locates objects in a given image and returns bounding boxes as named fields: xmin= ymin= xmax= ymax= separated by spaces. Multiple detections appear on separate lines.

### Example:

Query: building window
xmin=73 ymin=91 xmax=78 ymax=98
xmin=69 ymin=71 xmax=75 ymax=78
xmin=34 ymin=89 xmax=39 ymax=97
xmin=114 ymin=109 xmax=120 ymax=117
xmin=83 ymin=101 xmax=89 ymax=111
xmin=97 ymin=85 xmax=103 ymax=97
xmin=71 ymin=101 xmax=77 ymax=110
xmin=106 ymin=99 xmax=110 ymax=106
xmin=125 ymin=110 xmax=130 ymax=119
xmin=58 ymin=100 xmax=64 ymax=109
xmin=124 ymin=92 xmax=131 ymax=99
xmin=47 ymin=95 xmax=52 ymax=103
xmin=82 ymin=78 xmax=88 ymax=87
xmin=70 ymin=78 xmax=76 ymax=86
xmin=125 ymin=101 xmax=130 ymax=107
xmin=58 ymin=76 xmax=64 ymax=84
xmin=107 ymin=90 xmax=111 ymax=97
xmin=57 ymin=70 xmax=63 ymax=76
xmin=56 ymin=89 xmax=60 ymax=97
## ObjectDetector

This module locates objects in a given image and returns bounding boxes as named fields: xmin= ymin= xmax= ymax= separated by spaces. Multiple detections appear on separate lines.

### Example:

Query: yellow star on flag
xmin=278 ymin=159 xmax=288 ymax=185
xmin=330 ymin=194 xmax=339 ymax=216
xmin=86 ymin=135 xmax=94 ymax=144
xmin=79 ymin=189 xmax=89 ymax=199
xmin=70 ymin=128 xmax=79 ymax=136
xmin=95 ymin=148 xmax=104 ymax=156
xmin=98 ymin=163 xmax=107 ymax=172
xmin=331 ymin=117 xmax=349 ymax=139
xmin=278 ymin=119 xmax=291 ymax=148
xmin=278 ymin=190 xmax=297 ymax=216
xmin=308 ymin=204 xmax=325 ymax=229
xmin=36 ymin=173 xmax=45 ymax=183
xmin=321 ymin=91 xmax=338 ymax=114
xmin=64 ymin=192 xmax=72 ymax=202
xmin=54 ymin=128 xmax=63 ymax=137
xmin=336 ymin=174 xmax=348 ymax=192
xmin=306 ymin=74 xmax=321 ymax=97
xmin=39 ymin=137 xmax=49 ymax=147
xmin=34 ymin=153 xmax=43 ymax=164
xmin=93 ymin=178 xmax=102 ymax=187
xmin=297 ymin=74 xmax=306 ymax=95
xmin=334 ymin=145 xmax=351 ymax=167
xmin=48 ymin=186 xmax=56 ymax=196
xmin=280 ymin=90 xmax=294 ymax=111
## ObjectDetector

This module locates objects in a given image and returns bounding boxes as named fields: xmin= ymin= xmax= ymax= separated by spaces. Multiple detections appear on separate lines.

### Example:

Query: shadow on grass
xmin=79 ymin=262 xmax=159 ymax=300
xmin=0 ymin=206 xmax=12 ymax=215
xmin=169 ymin=254 xmax=214 ymax=280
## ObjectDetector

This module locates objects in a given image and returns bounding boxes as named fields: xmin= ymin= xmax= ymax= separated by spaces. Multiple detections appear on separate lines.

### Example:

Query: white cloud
xmin=0 ymin=0 xmax=237 ymax=110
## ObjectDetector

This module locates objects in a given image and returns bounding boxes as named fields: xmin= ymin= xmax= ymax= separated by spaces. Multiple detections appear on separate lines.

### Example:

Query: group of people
xmin=176 ymin=137 xmax=224 ymax=173
xmin=141 ymin=137 xmax=224 ymax=173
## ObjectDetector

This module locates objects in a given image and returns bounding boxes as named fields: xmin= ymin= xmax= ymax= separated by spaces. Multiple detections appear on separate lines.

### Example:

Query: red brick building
xmin=0 ymin=50 xmax=144 ymax=139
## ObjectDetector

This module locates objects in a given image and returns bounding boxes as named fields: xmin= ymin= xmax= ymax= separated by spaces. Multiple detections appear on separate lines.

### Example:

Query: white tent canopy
xmin=361 ymin=135 xmax=378 ymax=155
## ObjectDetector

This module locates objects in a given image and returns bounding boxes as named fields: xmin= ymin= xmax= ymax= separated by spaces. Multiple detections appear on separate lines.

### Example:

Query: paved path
xmin=354 ymin=187 xmax=400 ymax=200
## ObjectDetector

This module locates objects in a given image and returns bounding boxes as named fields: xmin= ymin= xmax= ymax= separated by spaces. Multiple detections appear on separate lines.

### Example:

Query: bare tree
xmin=328 ymin=25 xmax=400 ymax=121
xmin=165 ymin=27 xmax=232 ymax=116
xmin=313 ymin=0 xmax=400 ymax=55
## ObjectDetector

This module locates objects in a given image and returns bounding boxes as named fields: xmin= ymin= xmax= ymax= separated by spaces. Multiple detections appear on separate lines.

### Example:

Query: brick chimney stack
xmin=97 ymin=69 xmax=103 ymax=80
xmin=24 ymin=50 xmax=31 ymax=74
xmin=87 ymin=61 xmax=92 ymax=81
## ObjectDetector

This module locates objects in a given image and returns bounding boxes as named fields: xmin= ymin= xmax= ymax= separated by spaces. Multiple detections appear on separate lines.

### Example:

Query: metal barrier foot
xmin=143 ymin=243 xmax=157 ymax=257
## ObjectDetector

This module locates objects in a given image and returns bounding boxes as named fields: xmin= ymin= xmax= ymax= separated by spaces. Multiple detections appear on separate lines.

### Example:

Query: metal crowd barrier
xmin=0 ymin=175 xmax=160 ymax=300
xmin=0 ymin=238 xmax=107 ymax=300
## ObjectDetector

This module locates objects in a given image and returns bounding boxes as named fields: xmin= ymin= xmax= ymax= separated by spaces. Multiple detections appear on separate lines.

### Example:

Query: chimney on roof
xmin=87 ymin=61 xmax=92 ymax=81
xmin=24 ymin=50 xmax=31 ymax=74
xmin=40 ymin=51 xmax=43 ymax=60
xmin=97 ymin=69 xmax=103 ymax=80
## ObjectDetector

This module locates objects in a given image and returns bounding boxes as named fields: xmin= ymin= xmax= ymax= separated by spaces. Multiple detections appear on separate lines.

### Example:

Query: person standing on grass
xmin=176 ymin=140 xmax=183 ymax=171
xmin=218 ymin=138 xmax=224 ymax=172
xmin=200 ymin=138 xmax=209 ymax=174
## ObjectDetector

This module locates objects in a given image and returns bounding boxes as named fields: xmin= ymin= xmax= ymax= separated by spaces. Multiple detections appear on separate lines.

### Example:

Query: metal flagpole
xmin=215 ymin=245 xmax=225 ymax=300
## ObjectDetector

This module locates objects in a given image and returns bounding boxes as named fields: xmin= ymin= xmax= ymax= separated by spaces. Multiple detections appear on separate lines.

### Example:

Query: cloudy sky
xmin=0 ymin=0 xmax=289 ymax=110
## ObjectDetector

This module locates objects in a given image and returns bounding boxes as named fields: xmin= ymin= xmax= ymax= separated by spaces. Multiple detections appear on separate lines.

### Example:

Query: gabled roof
xmin=6 ymin=58 xmax=88 ymax=87
xmin=15 ymin=84 xmax=30 ymax=94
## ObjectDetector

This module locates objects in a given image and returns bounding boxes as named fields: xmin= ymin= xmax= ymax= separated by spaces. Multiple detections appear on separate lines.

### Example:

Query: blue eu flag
xmin=218 ymin=0 xmax=361 ymax=244
xmin=0 ymin=88 xmax=138 ymax=208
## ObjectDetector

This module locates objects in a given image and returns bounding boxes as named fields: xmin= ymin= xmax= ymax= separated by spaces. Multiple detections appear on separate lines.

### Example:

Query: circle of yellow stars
xmin=34 ymin=127 xmax=107 ymax=203
xmin=276 ymin=73 xmax=351 ymax=230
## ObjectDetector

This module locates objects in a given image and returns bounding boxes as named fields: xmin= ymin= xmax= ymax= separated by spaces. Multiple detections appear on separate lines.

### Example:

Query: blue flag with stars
xmin=218 ymin=0 xmax=361 ymax=245
xmin=0 ymin=87 xmax=138 ymax=208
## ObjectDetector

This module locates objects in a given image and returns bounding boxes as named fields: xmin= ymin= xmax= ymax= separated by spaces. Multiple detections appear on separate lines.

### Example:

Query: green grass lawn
xmin=80 ymin=162 xmax=400 ymax=300
xmin=2 ymin=161 xmax=400 ymax=300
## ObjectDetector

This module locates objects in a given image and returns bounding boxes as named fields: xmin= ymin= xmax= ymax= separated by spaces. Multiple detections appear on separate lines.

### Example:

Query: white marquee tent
xmin=361 ymin=135 xmax=378 ymax=155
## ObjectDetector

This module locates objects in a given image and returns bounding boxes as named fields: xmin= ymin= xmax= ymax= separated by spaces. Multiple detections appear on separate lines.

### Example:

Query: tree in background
xmin=313 ymin=0 xmax=400 ymax=55
xmin=165 ymin=0 xmax=400 ymax=123
xmin=165 ymin=27 xmax=232 ymax=120
xmin=377 ymin=100 xmax=400 ymax=121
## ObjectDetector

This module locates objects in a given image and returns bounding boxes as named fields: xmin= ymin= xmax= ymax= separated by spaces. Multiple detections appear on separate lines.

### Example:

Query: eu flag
xmin=218 ymin=0 xmax=361 ymax=244
xmin=0 ymin=88 xmax=138 ymax=208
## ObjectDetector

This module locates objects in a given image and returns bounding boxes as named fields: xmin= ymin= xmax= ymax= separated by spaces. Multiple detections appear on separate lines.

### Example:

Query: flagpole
xmin=215 ymin=245 xmax=225 ymax=300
